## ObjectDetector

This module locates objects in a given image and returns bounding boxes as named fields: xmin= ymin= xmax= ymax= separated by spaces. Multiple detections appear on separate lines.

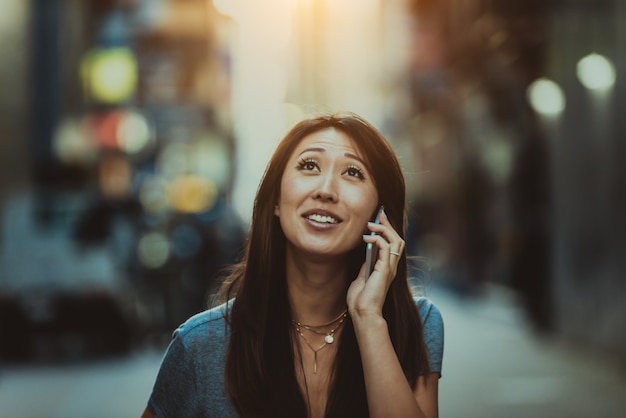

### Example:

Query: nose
xmin=313 ymin=173 xmax=338 ymax=202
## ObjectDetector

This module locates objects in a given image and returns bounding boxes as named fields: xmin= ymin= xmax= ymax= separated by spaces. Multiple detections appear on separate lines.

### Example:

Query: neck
xmin=285 ymin=245 xmax=350 ymax=325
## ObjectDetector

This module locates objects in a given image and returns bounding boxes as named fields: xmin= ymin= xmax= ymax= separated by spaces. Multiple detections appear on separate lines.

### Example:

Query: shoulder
xmin=414 ymin=297 xmax=443 ymax=324
xmin=173 ymin=302 xmax=231 ymax=348
xmin=147 ymin=302 xmax=235 ymax=416
xmin=154 ymin=301 xmax=232 ymax=392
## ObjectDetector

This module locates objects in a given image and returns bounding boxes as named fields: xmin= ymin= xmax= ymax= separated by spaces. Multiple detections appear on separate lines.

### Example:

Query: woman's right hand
xmin=347 ymin=209 xmax=405 ymax=319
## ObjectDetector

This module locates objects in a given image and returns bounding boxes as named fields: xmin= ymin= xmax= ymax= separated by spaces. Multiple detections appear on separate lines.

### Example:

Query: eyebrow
xmin=298 ymin=148 xmax=367 ymax=166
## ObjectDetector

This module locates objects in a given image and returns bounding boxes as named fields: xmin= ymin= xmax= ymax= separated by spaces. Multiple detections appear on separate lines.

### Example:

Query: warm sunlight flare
xmin=220 ymin=0 xmax=388 ymax=221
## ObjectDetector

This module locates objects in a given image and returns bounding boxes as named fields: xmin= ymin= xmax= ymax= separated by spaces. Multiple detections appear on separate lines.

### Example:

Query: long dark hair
xmin=219 ymin=113 xmax=430 ymax=417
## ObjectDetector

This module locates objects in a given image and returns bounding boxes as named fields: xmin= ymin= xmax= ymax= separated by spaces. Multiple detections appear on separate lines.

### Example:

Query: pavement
xmin=0 ymin=285 xmax=625 ymax=417
xmin=432 ymin=285 xmax=626 ymax=418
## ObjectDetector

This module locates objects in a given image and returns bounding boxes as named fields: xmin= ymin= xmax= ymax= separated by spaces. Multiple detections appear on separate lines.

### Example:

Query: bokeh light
xmin=137 ymin=231 xmax=170 ymax=269
xmin=139 ymin=175 xmax=170 ymax=213
xmin=167 ymin=175 xmax=218 ymax=214
xmin=190 ymin=135 xmax=231 ymax=189
xmin=90 ymin=111 xmax=125 ymax=149
xmin=527 ymin=78 xmax=566 ymax=116
xmin=52 ymin=117 xmax=98 ymax=165
xmin=98 ymin=153 xmax=132 ymax=199
xmin=117 ymin=110 xmax=153 ymax=154
xmin=576 ymin=52 xmax=616 ymax=91
xmin=81 ymin=47 xmax=138 ymax=104
xmin=157 ymin=142 xmax=190 ymax=179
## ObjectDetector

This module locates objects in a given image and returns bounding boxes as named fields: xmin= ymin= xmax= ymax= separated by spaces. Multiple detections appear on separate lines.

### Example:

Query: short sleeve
xmin=145 ymin=305 xmax=236 ymax=417
xmin=147 ymin=329 xmax=200 ymax=417
xmin=416 ymin=297 xmax=444 ymax=376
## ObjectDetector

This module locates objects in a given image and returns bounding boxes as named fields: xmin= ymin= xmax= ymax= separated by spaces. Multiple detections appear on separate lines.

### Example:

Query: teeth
xmin=308 ymin=214 xmax=338 ymax=224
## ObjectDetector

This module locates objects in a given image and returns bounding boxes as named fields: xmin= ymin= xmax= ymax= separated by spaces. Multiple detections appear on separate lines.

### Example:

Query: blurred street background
xmin=1 ymin=286 xmax=625 ymax=417
xmin=1 ymin=0 xmax=625 ymax=416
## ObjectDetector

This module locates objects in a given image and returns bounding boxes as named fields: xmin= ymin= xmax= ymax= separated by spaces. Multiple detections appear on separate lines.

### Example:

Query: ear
xmin=274 ymin=203 xmax=280 ymax=217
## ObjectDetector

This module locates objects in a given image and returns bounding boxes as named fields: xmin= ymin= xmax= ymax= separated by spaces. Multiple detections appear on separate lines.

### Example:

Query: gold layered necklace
xmin=291 ymin=309 xmax=348 ymax=374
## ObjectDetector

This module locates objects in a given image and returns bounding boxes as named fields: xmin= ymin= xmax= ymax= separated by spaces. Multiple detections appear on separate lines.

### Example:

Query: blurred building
xmin=396 ymin=0 xmax=552 ymax=328
xmin=0 ymin=1 xmax=30 ymax=205
xmin=398 ymin=0 xmax=625 ymax=366
xmin=0 ymin=0 xmax=245 ymax=361
xmin=546 ymin=0 xmax=626 ymax=366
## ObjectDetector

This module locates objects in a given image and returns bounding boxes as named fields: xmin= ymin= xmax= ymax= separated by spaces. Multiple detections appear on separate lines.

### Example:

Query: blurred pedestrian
xmin=142 ymin=113 xmax=444 ymax=418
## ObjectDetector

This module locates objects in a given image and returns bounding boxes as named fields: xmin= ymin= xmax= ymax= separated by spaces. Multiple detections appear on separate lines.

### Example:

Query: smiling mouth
xmin=307 ymin=214 xmax=339 ymax=224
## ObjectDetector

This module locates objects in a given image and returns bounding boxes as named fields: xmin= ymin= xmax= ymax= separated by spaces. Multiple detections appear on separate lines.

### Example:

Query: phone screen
xmin=364 ymin=206 xmax=384 ymax=279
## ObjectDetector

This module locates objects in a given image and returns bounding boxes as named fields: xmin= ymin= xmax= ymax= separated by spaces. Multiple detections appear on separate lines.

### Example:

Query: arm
xmin=348 ymin=209 xmax=439 ymax=418
xmin=351 ymin=311 xmax=439 ymax=418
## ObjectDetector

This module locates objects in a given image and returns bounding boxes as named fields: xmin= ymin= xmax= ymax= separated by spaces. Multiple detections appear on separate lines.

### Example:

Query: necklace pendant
xmin=324 ymin=334 xmax=334 ymax=344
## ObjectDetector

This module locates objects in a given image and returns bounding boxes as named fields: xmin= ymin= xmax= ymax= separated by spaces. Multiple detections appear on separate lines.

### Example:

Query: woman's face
xmin=275 ymin=128 xmax=379 ymax=259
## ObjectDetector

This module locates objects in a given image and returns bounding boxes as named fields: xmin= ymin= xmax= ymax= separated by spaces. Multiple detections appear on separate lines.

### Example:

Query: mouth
xmin=302 ymin=209 xmax=342 ymax=225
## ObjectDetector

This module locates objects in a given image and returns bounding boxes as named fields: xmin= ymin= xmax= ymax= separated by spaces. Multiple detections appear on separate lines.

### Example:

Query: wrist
xmin=350 ymin=310 xmax=387 ymax=332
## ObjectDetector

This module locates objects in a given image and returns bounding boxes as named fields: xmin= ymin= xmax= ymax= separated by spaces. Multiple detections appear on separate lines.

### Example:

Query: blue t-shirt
xmin=147 ymin=297 xmax=444 ymax=417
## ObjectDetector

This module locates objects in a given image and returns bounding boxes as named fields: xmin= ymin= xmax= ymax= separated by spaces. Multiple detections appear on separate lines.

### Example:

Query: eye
xmin=297 ymin=158 xmax=319 ymax=172
xmin=345 ymin=164 xmax=365 ymax=180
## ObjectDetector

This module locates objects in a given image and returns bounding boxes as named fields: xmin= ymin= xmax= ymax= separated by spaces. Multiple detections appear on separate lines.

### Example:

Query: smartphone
xmin=365 ymin=206 xmax=384 ymax=279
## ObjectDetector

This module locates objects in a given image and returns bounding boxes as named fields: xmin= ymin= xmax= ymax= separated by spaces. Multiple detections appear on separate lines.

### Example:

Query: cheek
xmin=346 ymin=186 xmax=378 ymax=219
xmin=362 ymin=183 xmax=379 ymax=206
xmin=275 ymin=176 xmax=299 ymax=216
xmin=279 ymin=175 xmax=310 ymax=205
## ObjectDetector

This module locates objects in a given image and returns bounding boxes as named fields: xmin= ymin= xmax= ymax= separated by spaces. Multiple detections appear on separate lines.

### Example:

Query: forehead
xmin=292 ymin=128 xmax=362 ymax=157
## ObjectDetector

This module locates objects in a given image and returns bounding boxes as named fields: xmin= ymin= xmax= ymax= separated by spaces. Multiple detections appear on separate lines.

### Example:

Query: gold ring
xmin=390 ymin=251 xmax=401 ymax=257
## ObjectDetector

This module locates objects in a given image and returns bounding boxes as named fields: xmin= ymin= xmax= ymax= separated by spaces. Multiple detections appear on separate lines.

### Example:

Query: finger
xmin=363 ymin=233 xmax=404 ymax=260
xmin=366 ymin=222 xmax=405 ymax=259
xmin=379 ymin=210 xmax=407 ymax=257
xmin=363 ymin=234 xmax=395 ymax=277
xmin=366 ymin=222 xmax=402 ymax=247
xmin=368 ymin=210 xmax=403 ymax=242
xmin=363 ymin=231 xmax=403 ymax=282
xmin=362 ymin=232 xmax=391 ymax=250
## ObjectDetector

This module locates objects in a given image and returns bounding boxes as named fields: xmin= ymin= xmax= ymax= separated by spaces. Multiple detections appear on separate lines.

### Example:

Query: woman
xmin=143 ymin=113 xmax=444 ymax=417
